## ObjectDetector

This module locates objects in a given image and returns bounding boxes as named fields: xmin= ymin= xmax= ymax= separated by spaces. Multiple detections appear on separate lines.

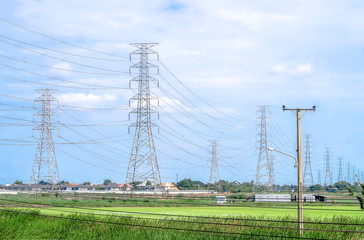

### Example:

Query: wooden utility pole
xmin=283 ymin=106 xmax=315 ymax=237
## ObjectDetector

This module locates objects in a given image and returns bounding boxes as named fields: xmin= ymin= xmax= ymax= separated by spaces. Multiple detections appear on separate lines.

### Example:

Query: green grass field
xmin=0 ymin=194 xmax=363 ymax=239
xmin=36 ymin=205 xmax=364 ymax=219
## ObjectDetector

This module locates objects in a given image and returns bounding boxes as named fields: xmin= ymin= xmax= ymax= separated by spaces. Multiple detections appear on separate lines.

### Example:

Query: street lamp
xmin=268 ymin=147 xmax=297 ymax=167
xmin=268 ymin=147 xmax=302 ymax=235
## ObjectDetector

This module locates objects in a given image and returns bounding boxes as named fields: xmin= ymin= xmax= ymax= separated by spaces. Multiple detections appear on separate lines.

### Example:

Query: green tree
xmin=82 ymin=182 xmax=91 ymax=185
xmin=347 ymin=181 xmax=364 ymax=210
xmin=333 ymin=181 xmax=350 ymax=190
xmin=13 ymin=180 xmax=23 ymax=185
xmin=103 ymin=179 xmax=112 ymax=185
xmin=309 ymin=184 xmax=324 ymax=191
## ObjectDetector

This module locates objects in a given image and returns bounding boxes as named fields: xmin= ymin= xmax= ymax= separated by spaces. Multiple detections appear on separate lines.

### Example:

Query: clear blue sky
xmin=0 ymin=0 xmax=363 ymax=185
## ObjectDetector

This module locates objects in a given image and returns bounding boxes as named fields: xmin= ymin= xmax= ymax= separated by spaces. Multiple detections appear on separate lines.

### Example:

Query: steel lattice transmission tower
xmin=125 ymin=43 xmax=161 ymax=189
xmin=337 ymin=157 xmax=343 ymax=182
xmin=324 ymin=148 xmax=333 ymax=186
xmin=346 ymin=162 xmax=351 ymax=184
xmin=208 ymin=140 xmax=220 ymax=191
xmin=30 ymin=89 xmax=60 ymax=188
xmin=317 ymin=170 xmax=321 ymax=185
xmin=255 ymin=106 xmax=274 ymax=189
xmin=303 ymin=134 xmax=314 ymax=186
xmin=352 ymin=166 xmax=356 ymax=184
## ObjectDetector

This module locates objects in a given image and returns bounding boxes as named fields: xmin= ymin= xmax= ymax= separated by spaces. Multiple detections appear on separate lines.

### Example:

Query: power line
xmin=0 ymin=63 xmax=129 ymax=90
xmin=0 ymin=54 xmax=127 ymax=75
xmin=159 ymin=60 xmax=247 ymax=122
xmin=0 ymin=38 xmax=128 ymax=73
xmin=0 ymin=17 xmax=128 ymax=58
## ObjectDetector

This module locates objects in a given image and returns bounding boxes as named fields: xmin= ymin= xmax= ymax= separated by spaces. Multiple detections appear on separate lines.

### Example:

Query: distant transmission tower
xmin=346 ymin=162 xmax=351 ymax=184
xmin=317 ymin=170 xmax=321 ymax=185
xmin=255 ymin=106 xmax=274 ymax=189
xmin=208 ymin=140 xmax=220 ymax=191
xmin=352 ymin=166 xmax=356 ymax=184
xmin=30 ymin=89 xmax=60 ymax=189
xmin=323 ymin=148 xmax=333 ymax=186
xmin=337 ymin=157 xmax=343 ymax=182
xmin=270 ymin=155 xmax=276 ymax=189
xmin=126 ymin=43 xmax=161 ymax=190
xmin=303 ymin=134 xmax=314 ymax=186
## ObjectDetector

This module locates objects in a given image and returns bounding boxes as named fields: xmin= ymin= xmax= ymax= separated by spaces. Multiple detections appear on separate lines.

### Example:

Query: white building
xmin=216 ymin=195 xmax=226 ymax=204
xmin=255 ymin=194 xmax=291 ymax=202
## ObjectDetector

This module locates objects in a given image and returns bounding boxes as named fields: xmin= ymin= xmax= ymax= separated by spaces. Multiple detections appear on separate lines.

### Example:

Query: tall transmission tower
xmin=337 ymin=157 xmax=343 ymax=182
xmin=303 ymin=134 xmax=314 ymax=186
xmin=317 ymin=170 xmax=321 ymax=185
xmin=346 ymin=162 xmax=351 ymax=184
xmin=30 ymin=89 xmax=60 ymax=189
xmin=125 ymin=43 xmax=161 ymax=190
xmin=323 ymin=148 xmax=333 ymax=186
xmin=255 ymin=106 xmax=274 ymax=189
xmin=208 ymin=140 xmax=220 ymax=191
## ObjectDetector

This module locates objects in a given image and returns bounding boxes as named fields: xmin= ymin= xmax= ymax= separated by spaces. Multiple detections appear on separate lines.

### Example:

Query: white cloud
xmin=270 ymin=63 xmax=313 ymax=74
xmin=49 ymin=62 xmax=73 ymax=77
xmin=57 ymin=92 xmax=118 ymax=107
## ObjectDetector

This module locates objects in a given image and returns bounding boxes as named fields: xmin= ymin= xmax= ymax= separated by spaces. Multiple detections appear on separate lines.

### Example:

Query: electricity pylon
xmin=346 ymin=162 xmax=351 ymax=184
xmin=352 ymin=166 xmax=356 ymax=184
xmin=317 ymin=170 xmax=321 ymax=185
xmin=324 ymin=148 xmax=333 ymax=186
xmin=30 ymin=89 xmax=60 ymax=190
xmin=208 ymin=140 xmax=220 ymax=191
xmin=126 ymin=43 xmax=161 ymax=190
xmin=337 ymin=157 xmax=343 ymax=182
xmin=255 ymin=106 xmax=274 ymax=189
xmin=303 ymin=134 xmax=314 ymax=186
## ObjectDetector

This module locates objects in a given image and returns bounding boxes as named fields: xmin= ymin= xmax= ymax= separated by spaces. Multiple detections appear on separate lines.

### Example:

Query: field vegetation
xmin=0 ymin=193 xmax=363 ymax=239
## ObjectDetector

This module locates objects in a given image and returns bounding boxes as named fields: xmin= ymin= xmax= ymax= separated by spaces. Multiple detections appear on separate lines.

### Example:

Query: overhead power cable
xmin=0 ymin=63 xmax=129 ymax=90
xmin=159 ymin=60 xmax=247 ymax=122
xmin=56 ymin=147 xmax=120 ymax=174
xmin=0 ymin=38 xmax=127 ymax=73
xmin=58 ymin=136 xmax=126 ymax=167
xmin=157 ymin=74 xmax=240 ymax=127
xmin=0 ymin=17 xmax=128 ymax=58
xmin=0 ymin=74 xmax=118 ymax=91
xmin=0 ymin=54 xmax=127 ymax=75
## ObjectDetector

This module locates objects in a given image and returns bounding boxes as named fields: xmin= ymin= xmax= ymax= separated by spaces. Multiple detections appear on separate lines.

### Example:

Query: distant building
xmin=254 ymin=194 xmax=291 ymax=202
xmin=216 ymin=195 xmax=226 ymax=204
xmin=292 ymin=194 xmax=316 ymax=202
xmin=161 ymin=183 xmax=179 ymax=191
xmin=314 ymin=195 xmax=327 ymax=202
